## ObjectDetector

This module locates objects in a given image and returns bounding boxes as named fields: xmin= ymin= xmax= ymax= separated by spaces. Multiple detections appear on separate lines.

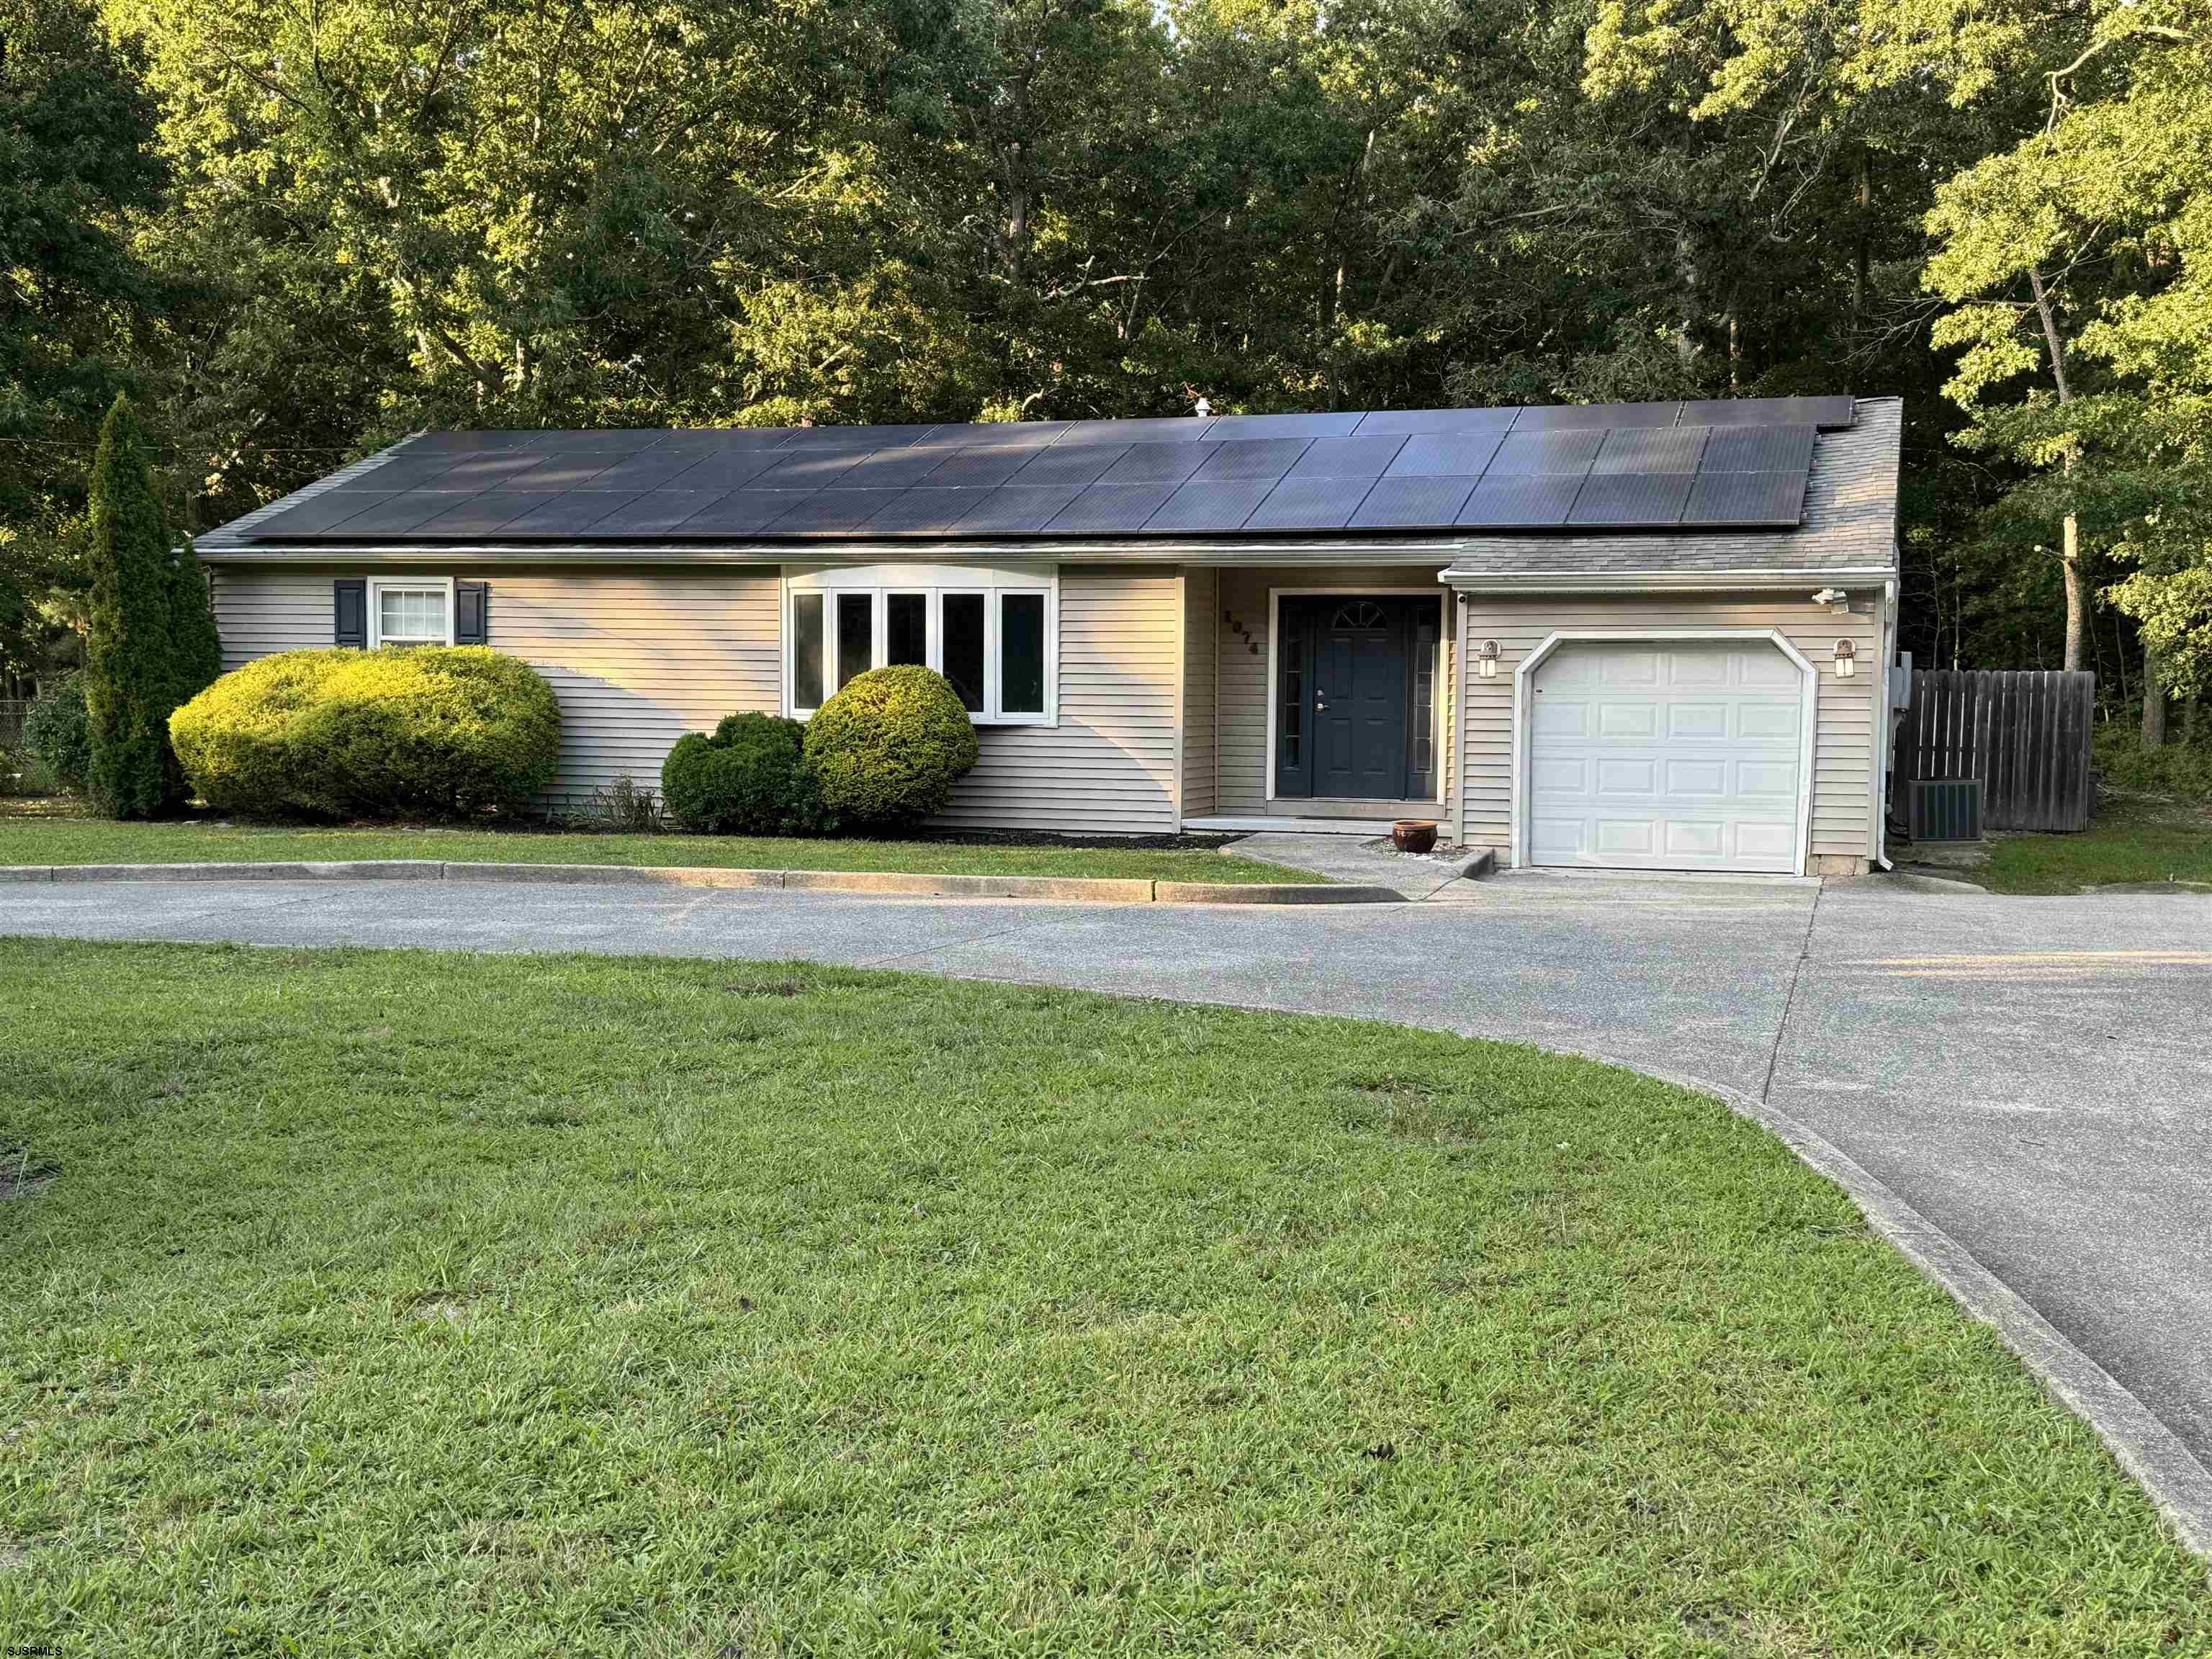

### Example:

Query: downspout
xmin=1873 ymin=577 xmax=1897 ymax=870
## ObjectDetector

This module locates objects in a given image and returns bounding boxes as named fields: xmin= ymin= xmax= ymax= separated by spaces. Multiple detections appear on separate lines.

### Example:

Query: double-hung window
xmin=369 ymin=578 xmax=454 ymax=648
xmin=786 ymin=566 xmax=1056 ymax=725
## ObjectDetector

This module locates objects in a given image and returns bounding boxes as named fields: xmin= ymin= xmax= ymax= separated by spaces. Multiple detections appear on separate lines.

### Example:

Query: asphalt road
xmin=6 ymin=869 xmax=2209 ymax=1474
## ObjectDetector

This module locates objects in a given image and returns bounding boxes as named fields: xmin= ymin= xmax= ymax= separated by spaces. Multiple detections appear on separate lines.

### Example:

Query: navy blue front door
xmin=1275 ymin=598 xmax=1413 ymax=799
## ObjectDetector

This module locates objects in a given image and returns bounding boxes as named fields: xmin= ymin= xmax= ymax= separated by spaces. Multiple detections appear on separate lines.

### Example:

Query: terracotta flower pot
xmin=1392 ymin=819 xmax=1437 ymax=854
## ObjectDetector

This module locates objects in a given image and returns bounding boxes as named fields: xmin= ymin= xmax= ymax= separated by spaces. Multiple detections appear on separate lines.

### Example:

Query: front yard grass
xmin=3 ymin=940 xmax=2206 ymax=1655
xmin=0 ymin=815 xmax=1321 ymax=884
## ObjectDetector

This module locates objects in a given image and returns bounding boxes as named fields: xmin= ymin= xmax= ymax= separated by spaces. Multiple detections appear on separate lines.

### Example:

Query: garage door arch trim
xmin=1510 ymin=629 xmax=1817 ymax=875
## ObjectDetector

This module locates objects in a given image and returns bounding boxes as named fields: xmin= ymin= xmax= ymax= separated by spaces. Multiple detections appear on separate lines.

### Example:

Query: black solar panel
xmin=501 ymin=457 xmax=625 ymax=491
xmin=246 ymin=394 xmax=1845 ymax=541
xmin=1456 ymin=473 xmax=1582 ymax=528
xmin=673 ymin=490 xmax=815 ymax=534
xmin=1682 ymin=396 xmax=1853 ymax=430
xmin=666 ymin=453 xmax=783 ymax=492
xmin=1490 ymin=429 xmax=1601 ymax=473
xmin=1287 ymin=436 xmax=1406 ymax=478
xmin=1201 ymin=413 xmax=1362 ymax=441
xmin=434 ymin=454 xmax=551 ymax=487
xmin=1592 ymin=426 xmax=1707 ymax=475
xmin=922 ymin=447 xmax=1036 ymax=487
xmin=864 ymin=488 xmax=986 ymax=534
xmin=391 ymin=431 xmax=536 ymax=456
xmin=334 ymin=460 xmax=457 ymax=492
xmin=649 ymin=427 xmax=800 ymax=453
xmin=952 ymin=486 xmax=1084 ymax=534
xmin=585 ymin=491 xmax=732 ymax=534
xmin=1513 ymin=401 xmax=1678 ymax=431
xmin=909 ymin=421 xmax=1069 ymax=449
xmin=1701 ymin=423 xmax=1816 ymax=473
xmin=1043 ymin=484 xmax=1179 ymax=533
xmin=747 ymin=451 xmax=863 ymax=489
xmin=1007 ymin=444 xmax=1130 ymax=487
xmin=516 ymin=429 xmax=665 ymax=452
xmin=1683 ymin=470 xmax=1807 ymax=525
xmin=836 ymin=447 xmax=959 ymax=487
xmin=410 ymin=491 xmax=564 ymax=536
xmin=1190 ymin=438 xmax=1309 ymax=482
xmin=1349 ymin=476 xmax=1475 ymax=528
xmin=1352 ymin=408 xmax=1516 ymax=436
xmin=1099 ymin=444 xmax=1210 ymax=485
xmin=1568 ymin=473 xmax=1693 ymax=526
xmin=498 ymin=491 xmax=642 ymax=535
xmin=1244 ymin=476 xmax=1371 ymax=530
xmin=322 ymin=491 xmax=483 ymax=536
xmin=1386 ymin=432 xmax=1505 ymax=477
xmin=764 ymin=489 xmax=907 ymax=533
xmin=1145 ymin=480 xmax=1274 ymax=532
xmin=1056 ymin=418 xmax=1216 ymax=444
xmin=251 ymin=490 xmax=397 ymax=537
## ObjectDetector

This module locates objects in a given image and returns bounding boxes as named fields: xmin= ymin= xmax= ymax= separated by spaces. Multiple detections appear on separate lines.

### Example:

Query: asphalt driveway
xmin=5 ymin=869 xmax=2208 ymax=1510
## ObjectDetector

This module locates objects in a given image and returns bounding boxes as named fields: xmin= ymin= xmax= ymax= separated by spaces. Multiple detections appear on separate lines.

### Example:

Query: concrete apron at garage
xmin=2 ymin=871 xmax=2208 ymax=1550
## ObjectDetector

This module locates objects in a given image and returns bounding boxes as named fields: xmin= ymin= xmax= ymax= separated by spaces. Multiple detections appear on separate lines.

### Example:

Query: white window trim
xmin=1263 ymin=588 xmax=1450 ymax=806
xmin=367 ymin=576 xmax=456 ymax=648
xmin=1508 ymin=629 xmax=1817 ymax=876
xmin=783 ymin=565 xmax=1058 ymax=727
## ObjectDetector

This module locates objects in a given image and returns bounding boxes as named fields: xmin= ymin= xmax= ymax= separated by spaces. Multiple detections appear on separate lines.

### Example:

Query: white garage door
xmin=1528 ymin=641 xmax=1805 ymax=873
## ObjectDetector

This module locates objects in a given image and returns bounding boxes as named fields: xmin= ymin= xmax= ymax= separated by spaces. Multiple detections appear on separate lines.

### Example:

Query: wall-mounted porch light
xmin=1833 ymin=638 xmax=1858 ymax=678
xmin=1476 ymin=638 xmax=1501 ymax=678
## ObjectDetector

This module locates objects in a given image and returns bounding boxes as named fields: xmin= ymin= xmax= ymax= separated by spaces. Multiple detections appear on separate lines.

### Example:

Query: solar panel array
xmin=246 ymin=397 xmax=1855 ymax=543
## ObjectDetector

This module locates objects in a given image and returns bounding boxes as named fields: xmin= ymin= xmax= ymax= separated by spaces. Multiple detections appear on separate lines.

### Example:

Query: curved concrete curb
xmin=5 ymin=860 xmax=1403 ymax=907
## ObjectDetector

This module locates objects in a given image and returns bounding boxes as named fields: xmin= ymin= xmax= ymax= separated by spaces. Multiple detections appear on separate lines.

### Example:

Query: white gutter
xmin=1440 ymin=567 xmax=1899 ymax=593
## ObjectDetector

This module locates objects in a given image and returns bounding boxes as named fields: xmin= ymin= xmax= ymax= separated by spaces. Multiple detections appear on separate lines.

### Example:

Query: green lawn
xmin=1977 ymin=798 xmax=2212 ymax=894
xmin=0 ymin=815 xmax=1321 ymax=884
xmin=2 ymin=941 xmax=2205 ymax=1655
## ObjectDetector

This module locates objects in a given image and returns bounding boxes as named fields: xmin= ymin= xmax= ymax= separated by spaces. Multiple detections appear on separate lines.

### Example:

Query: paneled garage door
xmin=1527 ymin=640 xmax=1806 ymax=873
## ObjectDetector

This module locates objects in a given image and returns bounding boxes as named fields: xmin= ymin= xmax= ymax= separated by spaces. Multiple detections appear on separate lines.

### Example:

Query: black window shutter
xmin=333 ymin=579 xmax=367 ymax=648
xmin=455 ymin=581 xmax=490 ymax=645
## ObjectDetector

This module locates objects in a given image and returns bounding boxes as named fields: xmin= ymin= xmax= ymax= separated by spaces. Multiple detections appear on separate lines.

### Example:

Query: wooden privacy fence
xmin=1894 ymin=670 xmax=2097 ymax=833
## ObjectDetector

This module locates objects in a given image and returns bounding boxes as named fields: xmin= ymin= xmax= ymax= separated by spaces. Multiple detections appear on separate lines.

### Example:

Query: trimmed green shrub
xmin=803 ymin=665 xmax=978 ymax=830
xmin=170 ymin=647 xmax=561 ymax=819
xmin=24 ymin=672 xmax=92 ymax=795
xmin=661 ymin=711 xmax=820 ymax=834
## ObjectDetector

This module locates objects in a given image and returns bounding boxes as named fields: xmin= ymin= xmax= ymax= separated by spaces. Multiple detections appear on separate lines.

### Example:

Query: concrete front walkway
xmin=5 ymin=870 xmax=2209 ymax=1535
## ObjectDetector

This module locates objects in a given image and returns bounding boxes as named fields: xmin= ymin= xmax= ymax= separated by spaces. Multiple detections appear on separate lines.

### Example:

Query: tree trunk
xmin=1673 ymin=228 xmax=1699 ymax=369
xmin=2061 ymin=513 xmax=2085 ymax=675
xmin=2028 ymin=265 xmax=2085 ymax=671
xmin=2141 ymin=643 xmax=2167 ymax=750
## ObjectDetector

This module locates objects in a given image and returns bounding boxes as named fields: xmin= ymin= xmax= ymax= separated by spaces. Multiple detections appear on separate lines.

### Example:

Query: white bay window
xmin=785 ymin=565 xmax=1056 ymax=725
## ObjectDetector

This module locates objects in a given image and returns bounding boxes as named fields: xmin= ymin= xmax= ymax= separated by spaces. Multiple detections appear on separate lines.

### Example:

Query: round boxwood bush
xmin=803 ymin=664 xmax=979 ymax=830
xmin=23 ymin=671 xmax=92 ymax=795
xmin=169 ymin=647 xmax=560 ymax=818
xmin=661 ymin=711 xmax=818 ymax=834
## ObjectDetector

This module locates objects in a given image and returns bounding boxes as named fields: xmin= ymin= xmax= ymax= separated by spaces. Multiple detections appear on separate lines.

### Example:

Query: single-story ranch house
xmin=198 ymin=395 xmax=1902 ymax=876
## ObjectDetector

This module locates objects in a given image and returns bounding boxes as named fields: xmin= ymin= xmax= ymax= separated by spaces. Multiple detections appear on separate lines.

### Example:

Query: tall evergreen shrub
xmin=82 ymin=395 xmax=213 ymax=816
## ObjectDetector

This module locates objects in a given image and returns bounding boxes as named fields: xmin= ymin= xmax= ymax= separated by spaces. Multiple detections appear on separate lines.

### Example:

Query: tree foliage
xmin=0 ymin=0 xmax=2201 ymax=712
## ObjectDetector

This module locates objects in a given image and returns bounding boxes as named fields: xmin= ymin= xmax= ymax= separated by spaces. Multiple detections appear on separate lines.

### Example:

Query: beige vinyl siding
xmin=932 ymin=566 xmax=1178 ymax=835
xmin=207 ymin=564 xmax=783 ymax=800
xmin=210 ymin=567 xmax=332 ymax=670
xmin=1456 ymin=593 xmax=1880 ymax=863
xmin=1215 ymin=567 xmax=1455 ymax=814
xmin=1181 ymin=567 xmax=1218 ymax=819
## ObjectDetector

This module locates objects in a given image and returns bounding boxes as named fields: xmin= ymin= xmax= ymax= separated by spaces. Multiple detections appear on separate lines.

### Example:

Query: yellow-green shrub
xmin=170 ymin=647 xmax=560 ymax=818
